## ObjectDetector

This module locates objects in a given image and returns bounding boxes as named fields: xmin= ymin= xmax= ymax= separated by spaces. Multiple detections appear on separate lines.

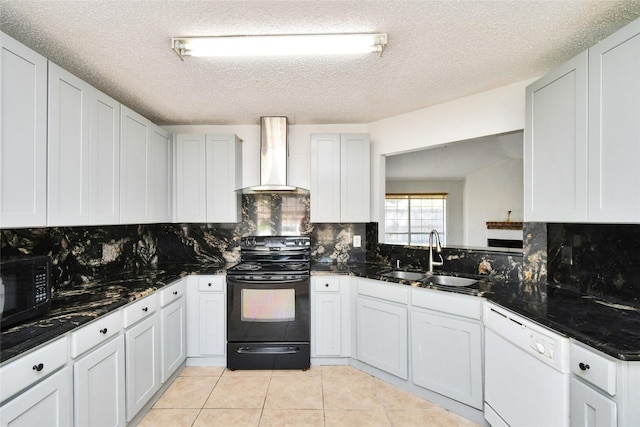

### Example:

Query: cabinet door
xmin=161 ymin=299 xmax=186 ymax=382
xmin=74 ymin=335 xmax=126 ymax=427
xmin=198 ymin=292 xmax=226 ymax=356
xmin=310 ymin=133 xmax=341 ymax=222
xmin=411 ymin=310 xmax=483 ymax=409
xmin=90 ymin=89 xmax=120 ymax=225
xmin=175 ymin=134 xmax=206 ymax=222
xmin=0 ymin=33 xmax=47 ymax=228
xmin=340 ymin=134 xmax=370 ymax=222
xmin=0 ymin=367 xmax=72 ymax=427
xmin=570 ymin=377 xmax=617 ymax=427
xmin=125 ymin=315 xmax=160 ymax=421
xmin=356 ymin=296 xmax=408 ymax=379
xmin=313 ymin=292 xmax=342 ymax=357
xmin=206 ymin=134 xmax=242 ymax=223
xmin=588 ymin=19 xmax=640 ymax=222
xmin=149 ymin=125 xmax=172 ymax=223
xmin=524 ymin=51 xmax=588 ymax=222
xmin=47 ymin=62 xmax=91 ymax=225
xmin=120 ymin=106 xmax=150 ymax=224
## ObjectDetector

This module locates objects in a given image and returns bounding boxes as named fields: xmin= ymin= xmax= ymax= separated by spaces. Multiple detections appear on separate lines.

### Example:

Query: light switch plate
xmin=353 ymin=235 xmax=361 ymax=248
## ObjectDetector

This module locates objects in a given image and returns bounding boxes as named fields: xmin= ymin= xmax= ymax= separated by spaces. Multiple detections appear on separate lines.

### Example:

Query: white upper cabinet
xmin=148 ymin=126 xmax=172 ymax=223
xmin=588 ymin=18 xmax=640 ymax=222
xmin=47 ymin=62 xmax=92 ymax=226
xmin=310 ymin=133 xmax=370 ymax=223
xmin=175 ymin=134 xmax=206 ymax=222
xmin=120 ymin=106 xmax=172 ymax=224
xmin=90 ymin=89 xmax=121 ymax=225
xmin=206 ymin=134 xmax=242 ymax=223
xmin=525 ymin=17 xmax=640 ymax=223
xmin=340 ymin=134 xmax=370 ymax=222
xmin=175 ymin=134 xmax=242 ymax=223
xmin=0 ymin=32 xmax=48 ymax=228
xmin=120 ymin=105 xmax=150 ymax=223
xmin=524 ymin=51 xmax=588 ymax=222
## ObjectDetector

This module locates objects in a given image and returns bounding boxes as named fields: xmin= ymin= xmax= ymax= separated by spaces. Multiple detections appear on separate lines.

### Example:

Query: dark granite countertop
xmin=313 ymin=262 xmax=640 ymax=361
xmin=3 ymin=261 xmax=640 ymax=364
xmin=0 ymin=263 xmax=230 ymax=364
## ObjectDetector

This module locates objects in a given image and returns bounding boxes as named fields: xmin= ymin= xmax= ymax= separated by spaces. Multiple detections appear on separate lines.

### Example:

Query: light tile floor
xmin=138 ymin=365 xmax=481 ymax=427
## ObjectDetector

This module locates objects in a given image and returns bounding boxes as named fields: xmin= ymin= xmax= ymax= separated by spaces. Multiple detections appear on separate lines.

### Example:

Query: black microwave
xmin=1 ymin=256 xmax=52 ymax=329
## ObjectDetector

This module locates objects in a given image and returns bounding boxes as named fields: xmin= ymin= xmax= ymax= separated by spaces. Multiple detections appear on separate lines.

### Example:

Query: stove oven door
xmin=226 ymin=276 xmax=310 ymax=370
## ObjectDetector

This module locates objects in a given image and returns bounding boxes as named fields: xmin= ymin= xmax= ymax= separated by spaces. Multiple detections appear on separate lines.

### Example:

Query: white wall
xmin=463 ymin=158 xmax=524 ymax=247
xmin=368 ymin=78 xmax=536 ymax=241
xmin=385 ymin=180 xmax=464 ymax=246
xmin=162 ymin=123 xmax=367 ymax=190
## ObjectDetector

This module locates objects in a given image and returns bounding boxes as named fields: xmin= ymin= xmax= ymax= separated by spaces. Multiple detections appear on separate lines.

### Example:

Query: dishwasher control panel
xmin=529 ymin=331 xmax=556 ymax=360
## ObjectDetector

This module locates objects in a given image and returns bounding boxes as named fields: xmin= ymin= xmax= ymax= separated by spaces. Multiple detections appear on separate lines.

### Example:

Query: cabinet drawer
xmin=411 ymin=288 xmax=481 ymax=320
xmin=570 ymin=342 xmax=616 ymax=396
xmin=198 ymin=276 xmax=225 ymax=292
xmin=0 ymin=337 xmax=69 ymax=402
xmin=70 ymin=310 xmax=123 ymax=358
xmin=314 ymin=277 xmax=340 ymax=292
xmin=160 ymin=280 xmax=185 ymax=307
xmin=123 ymin=294 xmax=158 ymax=328
xmin=357 ymin=279 xmax=408 ymax=304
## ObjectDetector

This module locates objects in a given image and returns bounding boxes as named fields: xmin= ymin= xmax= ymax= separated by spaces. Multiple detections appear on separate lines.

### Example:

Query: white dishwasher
xmin=484 ymin=302 xmax=570 ymax=427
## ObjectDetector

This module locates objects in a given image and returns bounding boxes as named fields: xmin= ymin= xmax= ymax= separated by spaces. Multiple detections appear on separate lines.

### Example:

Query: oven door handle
xmin=227 ymin=277 xmax=309 ymax=285
xmin=236 ymin=346 xmax=301 ymax=355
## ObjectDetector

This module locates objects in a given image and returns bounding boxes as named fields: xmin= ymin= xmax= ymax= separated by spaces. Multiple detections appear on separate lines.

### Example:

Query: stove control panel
xmin=241 ymin=236 xmax=310 ymax=248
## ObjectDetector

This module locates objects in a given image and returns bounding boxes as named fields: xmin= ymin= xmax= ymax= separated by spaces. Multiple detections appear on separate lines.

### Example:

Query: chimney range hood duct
xmin=245 ymin=116 xmax=304 ymax=193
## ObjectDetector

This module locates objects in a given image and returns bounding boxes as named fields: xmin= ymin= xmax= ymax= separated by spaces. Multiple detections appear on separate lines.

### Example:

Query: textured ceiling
xmin=1 ymin=0 xmax=640 ymax=125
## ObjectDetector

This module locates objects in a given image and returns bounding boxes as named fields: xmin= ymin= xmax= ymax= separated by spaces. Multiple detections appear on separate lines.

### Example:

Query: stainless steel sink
xmin=379 ymin=270 xmax=427 ymax=281
xmin=428 ymin=275 xmax=477 ymax=287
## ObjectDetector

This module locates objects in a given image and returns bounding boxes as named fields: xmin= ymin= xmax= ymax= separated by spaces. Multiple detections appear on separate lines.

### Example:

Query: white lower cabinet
xmin=311 ymin=276 xmax=350 ymax=358
xmin=356 ymin=279 xmax=408 ymax=379
xmin=124 ymin=309 xmax=160 ymax=421
xmin=570 ymin=377 xmax=617 ymax=427
xmin=410 ymin=289 xmax=483 ymax=409
xmin=411 ymin=310 xmax=482 ymax=409
xmin=0 ymin=367 xmax=72 ymax=427
xmin=73 ymin=335 xmax=126 ymax=427
xmin=160 ymin=281 xmax=187 ymax=381
xmin=186 ymin=276 xmax=226 ymax=361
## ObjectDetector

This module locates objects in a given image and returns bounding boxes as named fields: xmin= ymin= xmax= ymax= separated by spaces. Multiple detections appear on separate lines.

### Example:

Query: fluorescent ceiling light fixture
xmin=172 ymin=33 xmax=387 ymax=60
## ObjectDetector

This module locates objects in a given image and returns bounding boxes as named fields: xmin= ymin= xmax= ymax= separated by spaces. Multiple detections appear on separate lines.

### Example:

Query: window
xmin=385 ymin=194 xmax=446 ymax=246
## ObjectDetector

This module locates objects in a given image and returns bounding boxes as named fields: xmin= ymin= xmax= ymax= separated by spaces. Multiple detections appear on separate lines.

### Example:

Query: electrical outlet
xmin=353 ymin=235 xmax=361 ymax=248
xmin=561 ymin=246 xmax=573 ymax=265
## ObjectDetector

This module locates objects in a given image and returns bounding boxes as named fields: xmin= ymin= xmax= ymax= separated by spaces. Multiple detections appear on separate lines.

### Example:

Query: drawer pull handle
xmin=99 ymin=328 xmax=108 ymax=334
xmin=32 ymin=363 xmax=44 ymax=372
xmin=579 ymin=362 xmax=590 ymax=371
xmin=142 ymin=307 xmax=148 ymax=312
xmin=173 ymin=291 xmax=178 ymax=295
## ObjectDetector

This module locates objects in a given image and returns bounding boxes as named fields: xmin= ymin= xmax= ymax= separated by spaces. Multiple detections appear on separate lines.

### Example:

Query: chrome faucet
xmin=428 ymin=229 xmax=444 ymax=273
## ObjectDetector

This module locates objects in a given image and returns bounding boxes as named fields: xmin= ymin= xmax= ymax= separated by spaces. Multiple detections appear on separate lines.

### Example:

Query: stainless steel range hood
xmin=244 ymin=116 xmax=305 ymax=193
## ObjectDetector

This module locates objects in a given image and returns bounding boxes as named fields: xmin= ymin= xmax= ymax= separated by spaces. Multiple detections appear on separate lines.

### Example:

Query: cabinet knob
xmin=208 ymin=283 xmax=212 ymax=287
xmin=325 ymin=283 xmax=329 ymax=287
xmin=173 ymin=291 xmax=178 ymax=295
xmin=579 ymin=362 xmax=590 ymax=371
xmin=142 ymin=307 xmax=148 ymax=312
xmin=32 ymin=363 xmax=44 ymax=372
xmin=99 ymin=328 xmax=108 ymax=334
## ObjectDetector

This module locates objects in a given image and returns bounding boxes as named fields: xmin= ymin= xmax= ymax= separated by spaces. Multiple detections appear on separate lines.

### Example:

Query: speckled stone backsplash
xmin=365 ymin=223 xmax=524 ymax=281
xmin=548 ymin=223 xmax=640 ymax=305
xmin=1 ymin=193 xmax=366 ymax=291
